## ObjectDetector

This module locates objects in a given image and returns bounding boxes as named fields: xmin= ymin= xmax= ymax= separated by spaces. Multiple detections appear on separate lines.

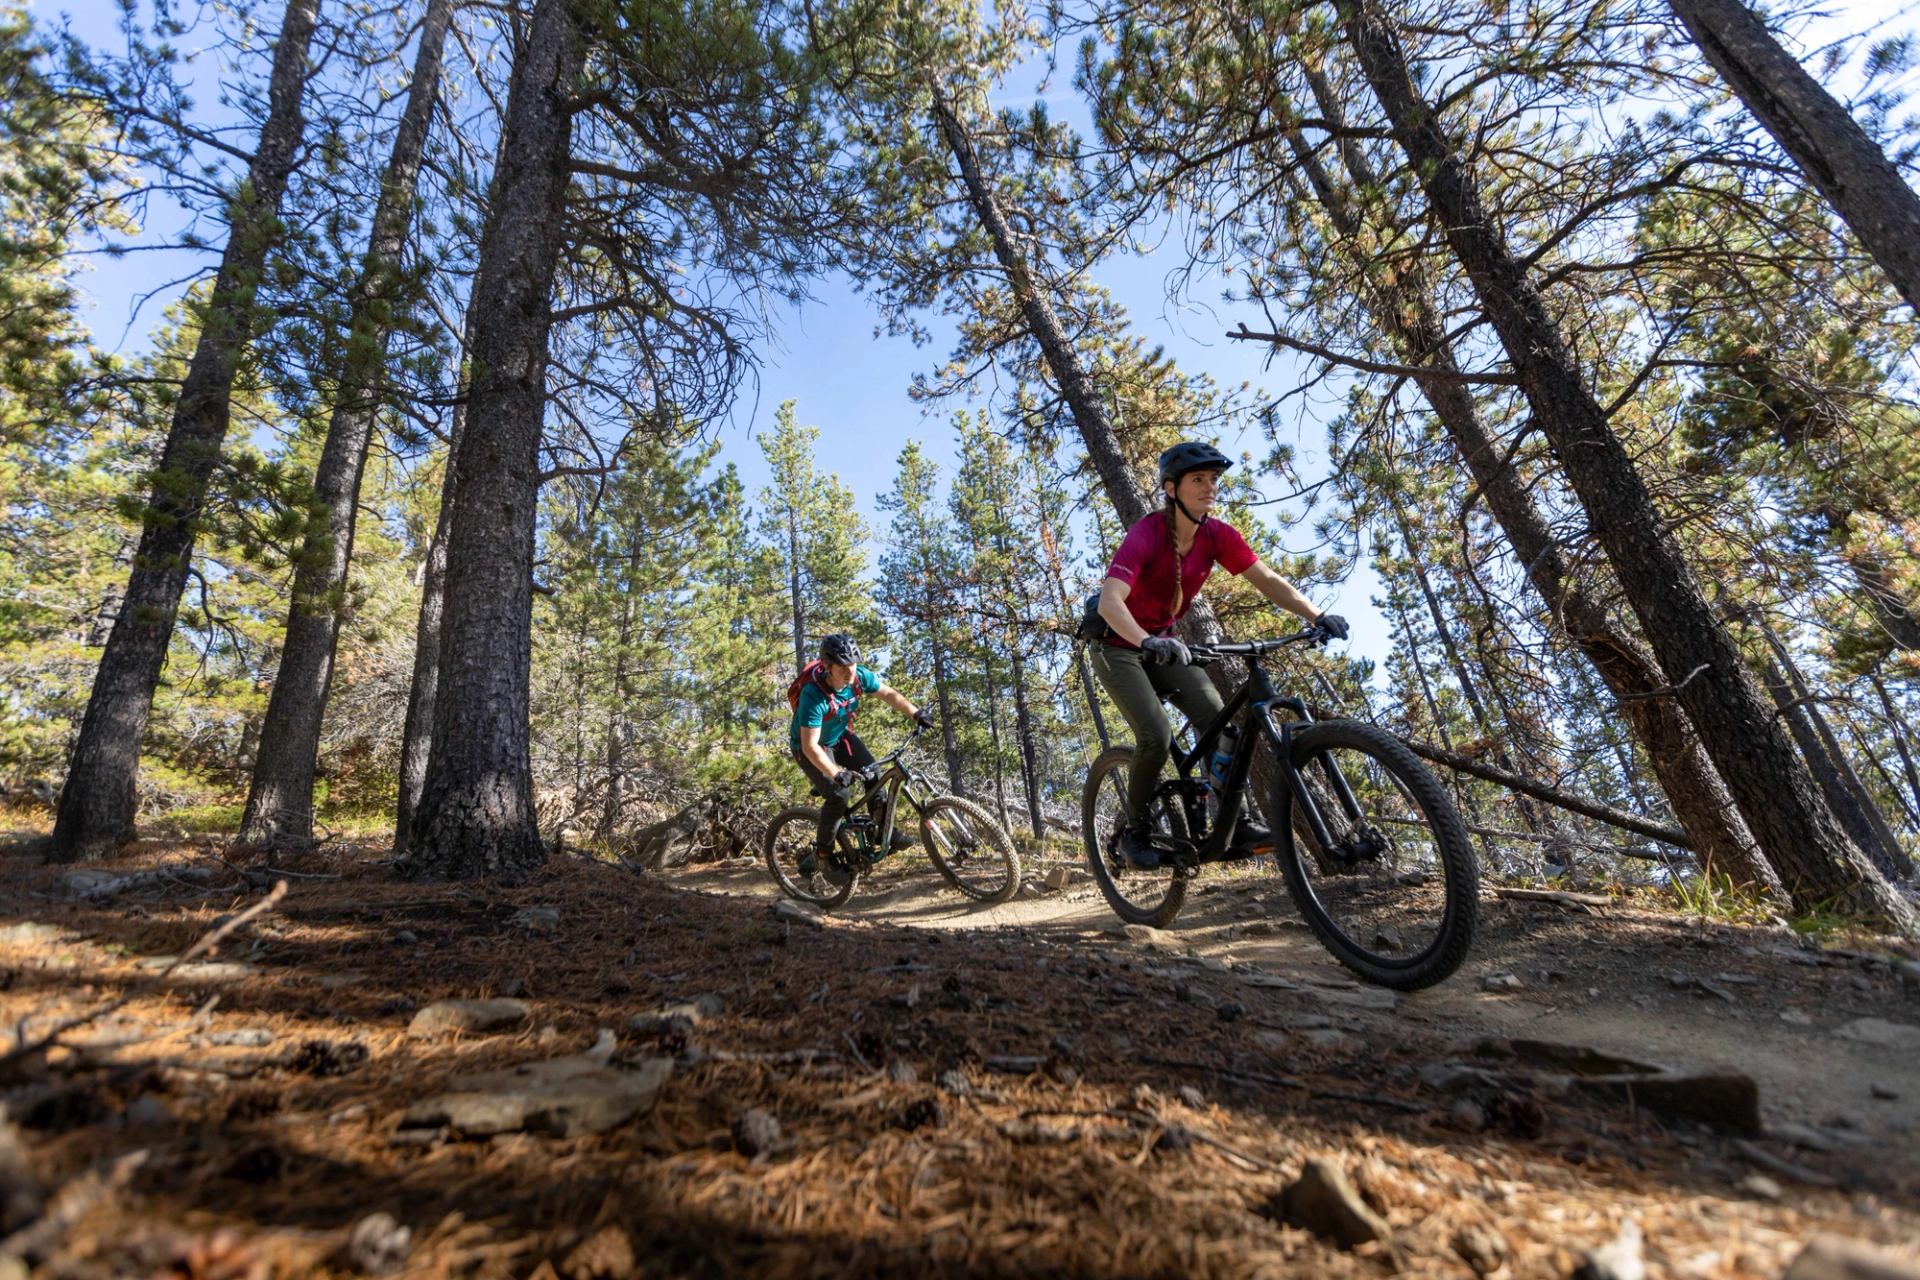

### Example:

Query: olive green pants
xmin=1091 ymin=643 xmax=1224 ymax=825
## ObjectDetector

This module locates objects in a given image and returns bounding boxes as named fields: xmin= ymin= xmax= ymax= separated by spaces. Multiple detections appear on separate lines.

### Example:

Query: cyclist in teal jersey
xmin=789 ymin=632 xmax=934 ymax=875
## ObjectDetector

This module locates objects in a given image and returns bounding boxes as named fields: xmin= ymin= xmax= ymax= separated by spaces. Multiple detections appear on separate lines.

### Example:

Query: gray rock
xmin=208 ymin=1028 xmax=276 ymax=1048
xmin=1482 ymin=972 xmax=1523 ymax=993
xmin=731 ymin=1108 xmax=780 ymax=1157
xmin=1871 ymin=1083 xmax=1898 ymax=1101
xmin=407 ymin=998 xmax=531 ymax=1039
xmin=1177 ymin=1085 xmax=1206 ymax=1109
xmin=1571 ymin=1068 xmax=1761 ymax=1137
xmin=392 ymin=930 xmax=418 ymax=947
xmin=1043 ymin=865 xmax=1074 ymax=892
xmin=122 ymin=1095 xmax=177 ymax=1128
xmin=1236 ymin=972 xmax=1301 ymax=991
xmin=887 ymin=1060 xmax=918 ymax=1086
xmin=401 ymin=1049 xmax=670 ymax=1139
xmin=1834 ymin=1018 xmax=1920 ymax=1052
xmin=936 ymin=1069 xmax=970 ymax=1095
xmin=1781 ymin=1233 xmax=1920 ymax=1280
xmin=1122 ymin=924 xmax=1179 ymax=950
xmin=1448 ymin=1099 xmax=1488 ymax=1132
xmin=1302 ymin=1028 xmax=1366 ymax=1055
xmin=773 ymin=899 xmax=826 ymax=926
xmin=1311 ymin=986 xmax=1401 ymax=1012
xmin=1736 ymin=1174 xmax=1781 ymax=1201
xmin=0 ymin=922 xmax=61 ymax=947
xmin=343 ymin=1212 xmax=412 ymax=1275
xmin=627 ymin=994 xmax=724 ymax=1036
xmin=1573 ymin=1218 xmax=1644 ymax=1280
xmin=1274 ymin=1156 xmax=1395 ymax=1252
xmin=510 ymin=906 xmax=561 ymax=935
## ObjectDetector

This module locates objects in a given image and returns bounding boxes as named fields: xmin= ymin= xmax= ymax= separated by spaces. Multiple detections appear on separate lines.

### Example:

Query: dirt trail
xmin=681 ymin=853 xmax=1920 ymax=1141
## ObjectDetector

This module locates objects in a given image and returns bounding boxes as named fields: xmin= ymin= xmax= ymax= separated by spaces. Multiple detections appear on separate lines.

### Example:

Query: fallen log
xmin=1403 ymin=740 xmax=1692 ymax=850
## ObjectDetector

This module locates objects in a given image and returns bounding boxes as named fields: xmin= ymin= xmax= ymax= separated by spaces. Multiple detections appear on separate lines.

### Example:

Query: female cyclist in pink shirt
xmin=1093 ymin=442 xmax=1348 ymax=869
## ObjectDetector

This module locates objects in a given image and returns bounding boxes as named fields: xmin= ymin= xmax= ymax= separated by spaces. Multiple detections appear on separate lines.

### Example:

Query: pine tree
xmin=51 ymin=0 xmax=321 ymax=859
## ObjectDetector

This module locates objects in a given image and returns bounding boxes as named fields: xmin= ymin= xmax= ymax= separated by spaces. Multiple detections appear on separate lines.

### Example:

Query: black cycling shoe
xmin=1228 ymin=818 xmax=1276 ymax=856
xmin=1115 ymin=825 xmax=1161 ymax=870
xmin=888 ymin=829 xmax=915 ymax=853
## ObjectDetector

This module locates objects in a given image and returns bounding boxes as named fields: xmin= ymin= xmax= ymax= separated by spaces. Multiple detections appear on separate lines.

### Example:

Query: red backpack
xmin=787 ymin=660 xmax=860 ymax=725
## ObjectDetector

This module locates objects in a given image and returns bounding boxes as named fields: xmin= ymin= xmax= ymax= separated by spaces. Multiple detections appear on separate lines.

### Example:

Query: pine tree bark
xmin=1667 ymin=0 xmax=1920 ymax=314
xmin=1873 ymin=673 xmax=1920 ymax=821
xmin=239 ymin=0 xmax=454 ymax=846
xmin=930 ymin=633 xmax=965 ymax=792
xmin=393 ymin=403 xmax=462 ymax=858
xmin=1345 ymin=6 xmax=1900 ymax=921
xmin=931 ymin=88 xmax=1149 ymax=527
xmin=1008 ymin=639 xmax=1044 ymax=838
xmin=786 ymin=506 xmax=806 ymax=670
xmin=402 ymin=0 xmax=585 ymax=880
xmin=1763 ymin=635 xmax=1912 ymax=878
xmin=49 ymin=0 xmax=320 ymax=861
xmin=1286 ymin=79 xmax=1775 ymax=890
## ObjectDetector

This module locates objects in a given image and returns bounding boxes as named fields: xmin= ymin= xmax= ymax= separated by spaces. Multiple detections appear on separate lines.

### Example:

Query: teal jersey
xmin=789 ymin=664 xmax=881 ymax=753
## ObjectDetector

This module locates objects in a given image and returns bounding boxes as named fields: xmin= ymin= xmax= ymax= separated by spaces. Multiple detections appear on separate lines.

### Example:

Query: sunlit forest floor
xmin=2 ymin=830 xmax=1917 ymax=1278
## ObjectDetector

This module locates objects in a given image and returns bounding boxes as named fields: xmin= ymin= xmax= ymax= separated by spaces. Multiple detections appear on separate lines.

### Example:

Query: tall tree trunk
xmin=1036 ymin=497 xmax=1110 ymax=750
xmin=931 ymin=88 xmax=1148 ymax=526
xmin=599 ymin=544 xmax=640 ymax=841
xmin=240 ymin=0 xmax=455 ymax=846
xmin=786 ymin=506 xmax=806 ymax=671
xmin=1763 ymin=635 xmax=1912 ymax=878
xmin=393 ymin=405 xmax=463 ymax=858
xmin=1388 ymin=496 xmax=1543 ymax=831
xmin=1345 ymin=11 xmax=1902 ymax=919
xmin=929 ymin=632 xmax=965 ymax=792
xmin=1286 ymin=80 xmax=1774 ymax=890
xmin=50 ymin=0 xmax=319 ymax=861
xmin=403 ymin=0 xmax=585 ymax=880
xmin=1848 ymin=717 xmax=1920 ymax=833
xmin=1667 ymin=0 xmax=1920 ymax=314
xmin=1873 ymin=673 xmax=1920 ymax=822
xmin=1008 ymin=638 xmax=1044 ymax=838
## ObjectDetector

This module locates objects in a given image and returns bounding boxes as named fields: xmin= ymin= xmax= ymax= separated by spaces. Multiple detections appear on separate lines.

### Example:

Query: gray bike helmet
xmin=820 ymin=633 xmax=860 ymax=665
xmin=1158 ymin=441 xmax=1233 ymax=485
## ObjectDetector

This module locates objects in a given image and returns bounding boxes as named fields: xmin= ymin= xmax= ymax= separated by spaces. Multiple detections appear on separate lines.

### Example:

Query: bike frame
xmin=1153 ymin=634 xmax=1367 ymax=868
xmin=835 ymin=730 xmax=934 ymax=859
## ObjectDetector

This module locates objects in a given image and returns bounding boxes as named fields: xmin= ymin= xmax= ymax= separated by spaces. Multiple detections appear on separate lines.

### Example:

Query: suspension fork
xmin=1260 ymin=696 xmax=1365 ymax=852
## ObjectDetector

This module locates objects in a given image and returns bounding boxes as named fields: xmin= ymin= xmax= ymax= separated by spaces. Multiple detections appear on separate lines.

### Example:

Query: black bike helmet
xmin=1157 ymin=441 xmax=1233 ymax=485
xmin=820 ymin=633 xmax=860 ymax=666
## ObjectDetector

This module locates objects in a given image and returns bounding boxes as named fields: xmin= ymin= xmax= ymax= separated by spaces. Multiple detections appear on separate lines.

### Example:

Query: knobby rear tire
xmin=1081 ymin=745 xmax=1189 ymax=929
xmin=763 ymin=805 xmax=859 ymax=909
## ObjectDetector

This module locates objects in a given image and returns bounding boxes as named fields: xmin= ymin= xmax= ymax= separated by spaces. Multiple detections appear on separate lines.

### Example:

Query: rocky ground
xmin=2 ymin=834 xmax=1918 ymax=1278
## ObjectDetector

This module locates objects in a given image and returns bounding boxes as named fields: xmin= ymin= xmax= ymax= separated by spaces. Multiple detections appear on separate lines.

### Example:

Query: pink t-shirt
xmin=1104 ymin=512 xmax=1256 ymax=643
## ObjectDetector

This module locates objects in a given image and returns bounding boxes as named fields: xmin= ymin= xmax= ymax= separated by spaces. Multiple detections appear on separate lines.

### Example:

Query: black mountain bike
xmin=766 ymin=725 xmax=1022 ymax=909
xmin=1082 ymin=628 xmax=1478 ymax=989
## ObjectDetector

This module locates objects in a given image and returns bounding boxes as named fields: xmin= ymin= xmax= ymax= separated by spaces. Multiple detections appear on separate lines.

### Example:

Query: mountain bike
xmin=765 ymin=725 xmax=1022 ymax=909
xmin=1081 ymin=627 xmax=1478 ymax=989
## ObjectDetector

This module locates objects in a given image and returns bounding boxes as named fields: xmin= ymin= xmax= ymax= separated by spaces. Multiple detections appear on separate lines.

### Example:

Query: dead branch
xmin=1403 ymin=741 xmax=1693 ymax=850
xmin=1492 ymin=887 xmax=1615 ymax=911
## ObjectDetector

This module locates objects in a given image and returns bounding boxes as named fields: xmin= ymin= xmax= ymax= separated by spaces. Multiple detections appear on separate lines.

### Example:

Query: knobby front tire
xmin=1271 ymin=719 xmax=1478 ymax=989
xmin=918 ymin=795 xmax=1022 ymax=904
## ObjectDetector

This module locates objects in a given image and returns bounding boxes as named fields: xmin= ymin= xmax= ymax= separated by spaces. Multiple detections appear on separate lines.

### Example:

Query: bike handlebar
xmin=1188 ymin=625 xmax=1331 ymax=663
